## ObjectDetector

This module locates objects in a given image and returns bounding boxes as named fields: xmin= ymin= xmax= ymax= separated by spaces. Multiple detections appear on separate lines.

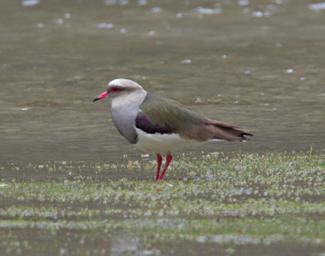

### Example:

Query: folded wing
xmin=135 ymin=93 xmax=252 ymax=142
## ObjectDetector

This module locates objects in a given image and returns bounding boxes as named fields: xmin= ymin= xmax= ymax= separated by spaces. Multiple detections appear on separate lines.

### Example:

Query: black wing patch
xmin=135 ymin=113 xmax=173 ymax=134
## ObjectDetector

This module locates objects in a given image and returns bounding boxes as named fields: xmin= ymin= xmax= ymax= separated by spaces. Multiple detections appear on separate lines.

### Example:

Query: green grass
xmin=0 ymin=153 xmax=325 ymax=255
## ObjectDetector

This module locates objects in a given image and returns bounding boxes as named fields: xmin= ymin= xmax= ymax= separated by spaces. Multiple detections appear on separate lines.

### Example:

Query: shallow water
xmin=0 ymin=0 xmax=325 ymax=162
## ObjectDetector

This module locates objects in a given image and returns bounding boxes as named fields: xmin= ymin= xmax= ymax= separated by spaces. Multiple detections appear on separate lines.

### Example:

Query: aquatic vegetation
xmin=0 ymin=153 xmax=324 ymax=255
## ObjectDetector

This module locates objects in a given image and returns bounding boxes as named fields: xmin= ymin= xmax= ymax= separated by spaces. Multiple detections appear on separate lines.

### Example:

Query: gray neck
xmin=110 ymin=89 xmax=147 ymax=144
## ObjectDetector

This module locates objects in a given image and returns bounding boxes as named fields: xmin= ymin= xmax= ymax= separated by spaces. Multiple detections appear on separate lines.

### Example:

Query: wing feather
xmin=135 ymin=93 xmax=253 ymax=142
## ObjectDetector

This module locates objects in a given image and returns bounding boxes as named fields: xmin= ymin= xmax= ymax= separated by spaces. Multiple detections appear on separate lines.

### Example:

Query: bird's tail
xmin=206 ymin=119 xmax=253 ymax=142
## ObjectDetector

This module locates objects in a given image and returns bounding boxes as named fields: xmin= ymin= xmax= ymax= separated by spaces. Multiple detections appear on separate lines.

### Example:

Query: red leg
xmin=155 ymin=153 xmax=163 ymax=181
xmin=159 ymin=153 xmax=173 ymax=180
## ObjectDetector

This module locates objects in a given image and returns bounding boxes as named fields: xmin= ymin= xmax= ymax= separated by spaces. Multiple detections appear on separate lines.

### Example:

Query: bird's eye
xmin=111 ymin=87 xmax=121 ymax=93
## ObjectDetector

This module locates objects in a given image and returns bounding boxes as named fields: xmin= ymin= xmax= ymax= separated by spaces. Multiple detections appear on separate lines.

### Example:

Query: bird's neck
xmin=110 ymin=89 xmax=147 ymax=144
xmin=111 ymin=89 xmax=147 ymax=110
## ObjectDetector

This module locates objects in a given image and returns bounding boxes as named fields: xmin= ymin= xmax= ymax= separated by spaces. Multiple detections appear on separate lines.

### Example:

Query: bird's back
xmin=136 ymin=93 xmax=252 ymax=142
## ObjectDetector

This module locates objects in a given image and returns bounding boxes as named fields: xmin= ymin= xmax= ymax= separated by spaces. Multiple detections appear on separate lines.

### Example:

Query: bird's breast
xmin=135 ymin=128 xmax=200 ymax=154
xmin=110 ymin=91 xmax=147 ymax=144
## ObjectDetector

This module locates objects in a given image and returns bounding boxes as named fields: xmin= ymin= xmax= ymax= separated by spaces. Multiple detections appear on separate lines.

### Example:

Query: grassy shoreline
xmin=0 ymin=153 xmax=324 ymax=255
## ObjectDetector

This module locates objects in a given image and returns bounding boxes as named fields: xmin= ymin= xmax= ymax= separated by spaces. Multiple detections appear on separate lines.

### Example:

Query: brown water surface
xmin=1 ymin=0 xmax=325 ymax=162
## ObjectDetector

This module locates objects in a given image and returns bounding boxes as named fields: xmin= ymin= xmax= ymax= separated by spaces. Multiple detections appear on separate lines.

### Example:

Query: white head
xmin=93 ymin=78 xmax=145 ymax=102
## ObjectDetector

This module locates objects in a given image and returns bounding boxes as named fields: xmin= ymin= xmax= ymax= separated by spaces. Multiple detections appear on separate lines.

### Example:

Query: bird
xmin=93 ymin=78 xmax=252 ymax=181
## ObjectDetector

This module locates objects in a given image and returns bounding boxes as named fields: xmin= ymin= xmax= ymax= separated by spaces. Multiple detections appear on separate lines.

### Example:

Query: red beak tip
xmin=93 ymin=91 xmax=108 ymax=102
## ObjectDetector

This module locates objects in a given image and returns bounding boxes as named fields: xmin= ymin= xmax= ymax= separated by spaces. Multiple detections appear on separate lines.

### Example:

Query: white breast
xmin=135 ymin=128 xmax=201 ymax=154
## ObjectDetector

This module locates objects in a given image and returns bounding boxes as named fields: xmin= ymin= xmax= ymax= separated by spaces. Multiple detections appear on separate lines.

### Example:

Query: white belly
xmin=135 ymin=128 xmax=201 ymax=154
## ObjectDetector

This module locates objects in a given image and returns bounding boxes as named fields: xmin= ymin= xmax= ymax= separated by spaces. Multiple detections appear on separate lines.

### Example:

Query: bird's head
xmin=93 ymin=78 xmax=144 ymax=102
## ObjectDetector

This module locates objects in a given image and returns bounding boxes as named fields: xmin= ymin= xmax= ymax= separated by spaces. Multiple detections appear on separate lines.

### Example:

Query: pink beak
xmin=93 ymin=91 xmax=108 ymax=102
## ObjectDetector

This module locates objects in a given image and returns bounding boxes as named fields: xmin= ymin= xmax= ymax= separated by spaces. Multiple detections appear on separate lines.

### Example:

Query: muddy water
xmin=1 ymin=1 xmax=325 ymax=255
xmin=0 ymin=0 xmax=325 ymax=162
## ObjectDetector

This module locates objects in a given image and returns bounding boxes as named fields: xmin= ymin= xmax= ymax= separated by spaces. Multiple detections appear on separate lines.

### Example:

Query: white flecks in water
xmin=147 ymin=31 xmax=156 ymax=36
xmin=237 ymin=0 xmax=249 ymax=7
xmin=285 ymin=68 xmax=294 ymax=74
xmin=142 ymin=249 xmax=160 ymax=256
xmin=309 ymin=2 xmax=325 ymax=11
xmin=119 ymin=0 xmax=129 ymax=5
xmin=176 ymin=12 xmax=183 ymax=18
xmin=137 ymin=0 xmax=147 ymax=6
xmin=151 ymin=7 xmax=162 ymax=13
xmin=53 ymin=18 xmax=64 ymax=25
xmin=275 ymin=0 xmax=284 ymax=4
xmin=242 ymin=8 xmax=250 ymax=14
xmin=196 ymin=235 xmax=259 ymax=245
xmin=275 ymin=42 xmax=283 ymax=47
xmin=104 ymin=0 xmax=115 ymax=5
xmin=272 ymin=107 xmax=278 ymax=111
xmin=180 ymin=59 xmax=192 ymax=64
xmin=264 ymin=4 xmax=279 ymax=16
xmin=243 ymin=70 xmax=252 ymax=75
xmin=64 ymin=13 xmax=71 ymax=19
xmin=211 ymin=235 xmax=261 ymax=245
xmin=21 ymin=108 xmax=30 ymax=111
xmin=36 ymin=23 xmax=44 ymax=28
xmin=120 ymin=28 xmax=128 ymax=33
xmin=197 ymin=234 xmax=286 ymax=245
xmin=104 ymin=0 xmax=128 ymax=6
xmin=222 ymin=54 xmax=228 ymax=59
xmin=300 ymin=76 xmax=306 ymax=81
xmin=249 ymin=3 xmax=279 ymax=17
xmin=104 ymin=0 xmax=117 ymax=5
xmin=264 ymin=12 xmax=271 ymax=17
xmin=196 ymin=236 xmax=209 ymax=243
xmin=195 ymin=97 xmax=203 ymax=104
xmin=252 ymin=11 xmax=264 ymax=17
xmin=59 ymin=248 xmax=67 ymax=255
xmin=194 ymin=7 xmax=222 ymax=15
xmin=21 ymin=0 xmax=40 ymax=7
xmin=96 ymin=23 xmax=114 ymax=29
